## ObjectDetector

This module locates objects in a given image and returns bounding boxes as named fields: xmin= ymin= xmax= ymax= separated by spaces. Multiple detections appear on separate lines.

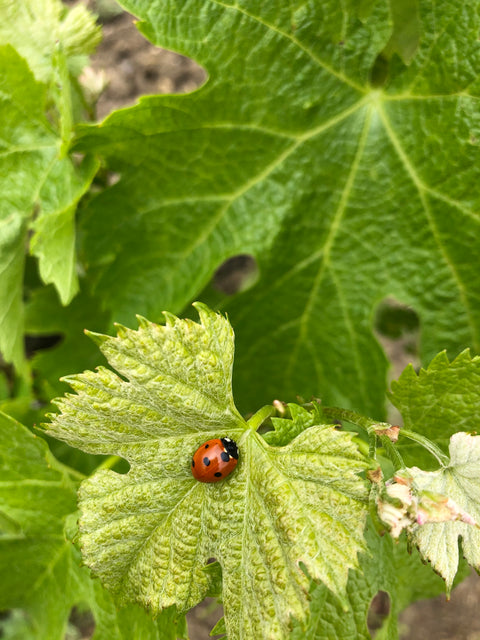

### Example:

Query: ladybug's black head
xmin=221 ymin=437 xmax=239 ymax=460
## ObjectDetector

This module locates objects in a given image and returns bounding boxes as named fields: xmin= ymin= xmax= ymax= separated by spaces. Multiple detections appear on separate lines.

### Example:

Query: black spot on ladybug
xmin=203 ymin=457 xmax=210 ymax=466
xmin=204 ymin=443 xmax=210 ymax=448
xmin=214 ymin=472 xmax=222 ymax=477
xmin=191 ymin=459 xmax=195 ymax=467
xmin=221 ymin=451 xmax=230 ymax=462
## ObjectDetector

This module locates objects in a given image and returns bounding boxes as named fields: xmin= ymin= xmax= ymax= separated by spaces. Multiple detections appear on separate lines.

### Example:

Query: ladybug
xmin=191 ymin=437 xmax=239 ymax=483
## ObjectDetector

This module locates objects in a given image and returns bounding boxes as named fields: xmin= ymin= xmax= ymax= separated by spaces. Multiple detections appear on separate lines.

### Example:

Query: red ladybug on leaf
xmin=191 ymin=437 xmax=239 ymax=482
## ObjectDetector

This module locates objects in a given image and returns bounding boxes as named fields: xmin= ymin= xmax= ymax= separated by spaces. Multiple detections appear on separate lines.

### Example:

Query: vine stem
xmin=322 ymin=406 xmax=384 ymax=463
xmin=322 ymin=407 xmax=379 ymax=432
xmin=322 ymin=406 xmax=450 ymax=469
xmin=95 ymin=456 xmax=122 ymax=471
xmin=398 ymin=429 xmax=449 ymax=467
xmin=247 ymin=405 xmax=276 ymax=430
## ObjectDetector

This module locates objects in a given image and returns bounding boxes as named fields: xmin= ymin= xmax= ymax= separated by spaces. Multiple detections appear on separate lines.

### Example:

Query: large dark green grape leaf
xmin=75 ymin=0 xmax=480 ymax=416
xmin=0 ymin=411 xmax=184 ymax=640
xmin=45 ymin=305 xmax=370 ymax=640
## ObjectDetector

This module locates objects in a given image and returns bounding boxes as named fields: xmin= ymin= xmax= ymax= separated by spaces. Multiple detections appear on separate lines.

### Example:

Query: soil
xmin=88 ymin=9 xmax=206 ymax=120
xmin=80 ymin=5 xmax=480 ymax=639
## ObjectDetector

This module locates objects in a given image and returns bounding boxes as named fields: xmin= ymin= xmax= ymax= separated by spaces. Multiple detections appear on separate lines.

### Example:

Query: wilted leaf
xmin=408 ymin=432 xmax=480 ymax=592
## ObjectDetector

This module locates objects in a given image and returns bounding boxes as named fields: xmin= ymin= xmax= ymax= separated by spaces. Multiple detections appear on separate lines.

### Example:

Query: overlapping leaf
xmin=0 ymin=0 xmax=101 ymax=84
xmin=291 ymin=522 xmax=455 ymax=640
xmin=45 ymin=305 xmax=370 ymax=639
xmin=390 ymin=350 xmax=480 ymax=466
xmin=0 ymin=45 xmax=97 ymax=368
xmin=408 ymin=432 xmax=480 ymax=592
xmin=75 ymin=0 xmax=480 ymax=416
xmin=0 ymin=411 xmax=180 ymax=640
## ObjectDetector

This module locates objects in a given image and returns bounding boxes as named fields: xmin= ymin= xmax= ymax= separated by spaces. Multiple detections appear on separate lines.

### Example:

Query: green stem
xmin=53 ymin=43 xmax=73 ymax=157
xmin=96 ymin=456 xmax=122 ymax=472
xmin=398 ymin=429 xmax=449 ymax=467
xmin=323 ymin=406 xmax=386 ymax=460
xmin=247 ymin=405 xmax=276 ymax=431
xmin=379 ymin=434 xmax=406 ymax=470
xmin=322 ymin=407 xmax=378 ymax=432
xmin=351 ymin=435 xmax=370 ymax=457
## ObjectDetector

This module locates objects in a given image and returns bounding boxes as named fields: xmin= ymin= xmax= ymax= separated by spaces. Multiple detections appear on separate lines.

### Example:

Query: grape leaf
xmin=0 ymin=45 xmax=97 ymax=368
xmin=389 ymin=350 xmax=480 ymax=466
xmin=0 ymin=410 xmax=185 ymax=640
xmin=25 ymin=284 xmax=111 ymax=398
xmin=292 ymin=521 xmax=466 ymax=640
xmin=0 ymin=0 xmax=101 ymax=84
xmin=44 ymin=304 xmax=370 ymax=639
xmin=408 ymin=432 xmax=480 ymax=593
xmin=75 ymin=0 xmax=480 ymax=416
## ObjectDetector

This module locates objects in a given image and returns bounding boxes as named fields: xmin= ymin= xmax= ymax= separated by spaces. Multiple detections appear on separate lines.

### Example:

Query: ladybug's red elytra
xmin=191 ymin=437 xmax=239 ymax=483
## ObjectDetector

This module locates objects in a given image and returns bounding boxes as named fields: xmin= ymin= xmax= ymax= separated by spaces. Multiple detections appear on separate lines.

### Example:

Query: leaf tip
xmin=162 ymin=310 xmax=178 ymax=327
xmin=113 ymin=322 xmax=130 ymax=338
xmin=84 ymin=329 xmax=109 ymax=346
xmin=136 ymin=314 xmax=151 ymax=328
xmin=192 ymin=301 xmax=217 ymax=324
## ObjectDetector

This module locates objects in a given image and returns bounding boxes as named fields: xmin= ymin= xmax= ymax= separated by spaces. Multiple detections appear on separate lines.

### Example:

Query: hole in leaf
xmin=25 ymin=334 xmax=62 ymax=358
xmin=375 ymin=298 xmax=419 ymax=340
xmin=107 ymin=171 xmax=121 ymax=186
xmin=213 ymin=255 xmax=259 ymax=295
xmin=0 ymin=609 xmax=36 ymax=638
xmin=187 ymin=598 xmax=224 ymax=640
xmin=374 ymin=298 xmax=420 ymax=421
xmin=68 ymin=605 xmax=95 ymax=639
xmin=367 ymin=590 xmax=391 ymax=636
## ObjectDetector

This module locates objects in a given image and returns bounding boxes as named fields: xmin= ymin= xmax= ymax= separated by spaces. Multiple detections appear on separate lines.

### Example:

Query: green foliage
xmin=390 ymin=350 xmax=480 ymax=466
xmin=72 ymin=0 xmax=480 ymax=416
xmin=291 ymin=523 xmax=452 ymax=640
xmin=45 ymin=306 xmax=370 ymax=639
xmin=0 ymin=43 xmax=97 ymax=369
xmin=0 ymin=411 xmax=185 ymax=639
xmin=0 ymin=0 xmax=101 ymax=84
xmin=2 ymin=0 xmax=480 ymax=638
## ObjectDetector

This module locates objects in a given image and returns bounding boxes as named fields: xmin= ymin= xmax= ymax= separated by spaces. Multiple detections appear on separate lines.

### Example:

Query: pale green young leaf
xmin=389 ymin=350 xmax=480 ymax=466
xmin=0 ymin=0 xmax=101 ymax=84
xmin=408 ymin=432 xmax=480 ymax=592
xmin=0 ymin=45 xmax=97 ymax=367
xmin=45 ymin=305 xmax=370 ymax=639
xmin=75 ymin=0 xmax=480 ymax=416
xmin=0 ymin=410 xmax=184 ymax=640
xmin=264 ymin=402 xmax=326 ymax=446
